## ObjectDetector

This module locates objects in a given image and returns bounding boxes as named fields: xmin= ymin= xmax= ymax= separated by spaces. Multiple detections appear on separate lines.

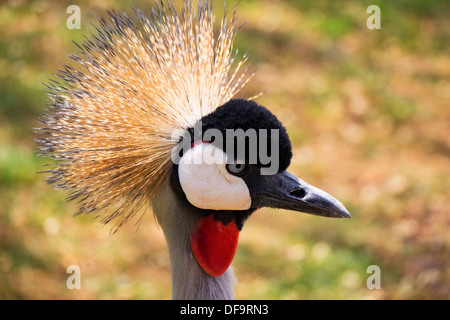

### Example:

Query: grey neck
xmin=168 ymin=236 xmax=236 ymax=300
xmin=152 ymin=179 xmax=236 ymax=300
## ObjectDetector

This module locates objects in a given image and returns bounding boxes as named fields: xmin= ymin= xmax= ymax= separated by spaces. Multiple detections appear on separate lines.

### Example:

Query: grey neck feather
xmin=152 ymin=179 xmax=236 ymax=300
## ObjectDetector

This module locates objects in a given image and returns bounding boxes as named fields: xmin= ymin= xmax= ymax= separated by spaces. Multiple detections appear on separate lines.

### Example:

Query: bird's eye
xmin=226 ymin=163 xmax=247 ymax=175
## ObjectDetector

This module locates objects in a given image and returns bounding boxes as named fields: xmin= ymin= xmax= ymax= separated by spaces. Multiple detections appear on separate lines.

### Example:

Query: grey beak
xmin=246 ymin=170 xmax=351 ymax=218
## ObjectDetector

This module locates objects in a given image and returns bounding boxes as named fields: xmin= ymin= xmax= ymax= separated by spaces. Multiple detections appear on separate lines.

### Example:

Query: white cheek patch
xmin=178 ymin=143 xmax=252 ymax=211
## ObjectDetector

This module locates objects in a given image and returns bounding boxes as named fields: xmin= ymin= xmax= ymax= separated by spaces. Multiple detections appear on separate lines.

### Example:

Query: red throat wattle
xmin=190 ymin=215 xmax=240 ymax=277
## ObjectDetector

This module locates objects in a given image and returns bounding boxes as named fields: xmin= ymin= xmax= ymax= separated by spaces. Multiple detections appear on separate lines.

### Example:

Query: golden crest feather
xmin=36 ymin=0 xmax=252 ymax=232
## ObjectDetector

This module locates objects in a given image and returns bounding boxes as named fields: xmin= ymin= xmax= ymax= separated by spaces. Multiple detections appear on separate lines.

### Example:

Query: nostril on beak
xmin=289 ymin=188 xmax=306 ymax=199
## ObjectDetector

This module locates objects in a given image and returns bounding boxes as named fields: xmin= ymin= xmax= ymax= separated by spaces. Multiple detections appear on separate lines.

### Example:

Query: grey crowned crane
xmin=36 ymin=0 xmax=350 ymax=299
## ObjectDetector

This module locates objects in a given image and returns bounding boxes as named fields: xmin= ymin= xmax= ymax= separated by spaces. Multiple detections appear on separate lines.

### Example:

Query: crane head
xmin=171 ymin=99 xmax=350 ymax=277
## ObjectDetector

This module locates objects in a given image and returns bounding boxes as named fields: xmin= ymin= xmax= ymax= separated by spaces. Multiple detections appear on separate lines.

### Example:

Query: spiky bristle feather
xmin=36 ymin=0 xmax=252 ymax=232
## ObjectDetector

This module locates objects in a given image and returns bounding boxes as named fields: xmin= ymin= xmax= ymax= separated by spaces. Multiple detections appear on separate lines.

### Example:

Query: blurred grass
xmin=0 ymin=0 xmax=449 ymax=299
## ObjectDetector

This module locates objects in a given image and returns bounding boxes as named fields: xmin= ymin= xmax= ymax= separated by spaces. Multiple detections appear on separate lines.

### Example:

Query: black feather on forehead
xmin=196 ymin=99 xmax=293 ymax=172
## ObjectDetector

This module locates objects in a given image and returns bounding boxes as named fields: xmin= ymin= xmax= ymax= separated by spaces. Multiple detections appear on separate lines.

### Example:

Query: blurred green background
xmin=1 ymin=0 xmax=449 ymax=299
